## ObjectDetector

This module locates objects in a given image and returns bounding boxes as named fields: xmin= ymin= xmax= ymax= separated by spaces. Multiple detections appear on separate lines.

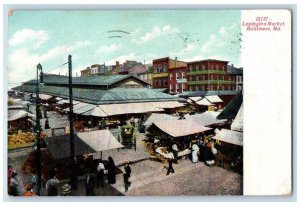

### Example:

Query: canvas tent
xmin=196 ymin=98 xmax=215 ymax=106
xmin=82 ymin=106 xmax=108 ymax=117
xmin=211 ymin=129 xmax=243 ymax=146
xmin=231 ymin=103 xmax=243 ymax=132
xmin=44 ymin=130 xmax=124 ymax=159
xmin=8 ymin=110 xmax=32 ymax=121
xmin=154 ymin=119 xmax=212 ymax=137
xmin=184 ymin=111 xmax=226 ymax=126
xmin=143 ymin=113 xmax=178 ymax=127
xmin=205 ymin=95 xmax=223 ymax=103
xmin=150 ymin=101 xmax=185 ymax=109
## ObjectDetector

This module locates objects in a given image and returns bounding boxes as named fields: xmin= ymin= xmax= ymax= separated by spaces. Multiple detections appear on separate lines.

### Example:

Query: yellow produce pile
xmin=8 ymin=132 xmax=36 ymax=149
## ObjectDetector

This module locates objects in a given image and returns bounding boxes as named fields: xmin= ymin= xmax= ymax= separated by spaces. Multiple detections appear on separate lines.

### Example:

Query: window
xmin=210 ymin=85 xmax=213 ymax=90
xmin=154 ymin=66 xmax=157 ymax=73
xmin=203 ymin=75 xmax=205 ymax=80
xmin=190 ymin=86 xmax=193 ymax=91
xmin=210 ymin=65 xmax=213 ymax=70
xmin=189 ymin=65 xmax=193 ymax=71
xmin=149 ymin=74 xmax=152 ymax=80
xmin=229 ymin=76 xmax=232 ymax=81
xmin=170 ymin=84 xmax=173 ymax=92
xmin=164 ymin=78 xmax=168 ymax=86
xmin=176 ymin=73 xmax=179 ymax=79
xmin=202 ymin=65 xmax=206 ymax=70
xmin=216 ymin=65 xmax=219 ymax=70
xmin=176 ymin=84 xmax=179 ymax=93
xmin=159 ymin=65 xmax=163 ymax=73
xmin=211 ymin=75 xmax=213 ymax=80
xmin=170 ymin=73 xmax=173 ymax=80
xmin=182 ymin=84 xmax=186 ymax=90
xmin=182 ymin=72 xmax=185 ymax=79
xmin=196 ymin=86 xmax=199 ymax=91
xmin=196 ymin=75 xmax=199 ymax=81
xmin=222 ymin=66 xmax=225 ymax=70
xmin=202 ymin=85 xmax=205 ymax=91
xmin=163 ymin=64 xmax=167 ymax=72
xmin=196 ymin=65 xmax=199 ymax=71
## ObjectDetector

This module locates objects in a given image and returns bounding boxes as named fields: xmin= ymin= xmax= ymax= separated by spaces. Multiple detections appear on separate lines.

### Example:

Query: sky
xmin=7 ymin=10 xmax=241 ymax=88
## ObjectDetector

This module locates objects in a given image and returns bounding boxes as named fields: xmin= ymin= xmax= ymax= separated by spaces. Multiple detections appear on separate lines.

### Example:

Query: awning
xmin=211 ymin=129 xmax=243 ymax=146
xmin=39 ymin=94 xmax=53 ymax=100
xmin=82 ymin=106 xmax=108 ymax=117
xmin=154 ymin=119 xmax=212 ymax=137
xmin=73 ymin=104 xmax=96 ymax=114
xmin=143 ymin=113 xmax=178 ymax=126
xmin=44 ymin=130 xmax=124 ymax=159
xmin=231 ymin=103 xmax=243 ymax=132
xmin=151 ymin=101 xmax=185 ymax=109
xmin=8 ymin=110 xmax=32 ymax=121
xmin=63 ymin=102 xmax=87 ymax=112
xmin=184 ymin=111 xmax=226 ymax=126
xmin=55 ymin=97 xmax=63 ymax=101
xmin=99 ymin=102 xmax=164 ymax=116
xmin=189 ymin=96 xmax=203 ymax=102
xmin=205 ymin=95 xmax=223 ymax=103
xmin=196 ymin=98 xmax=215 ymax=106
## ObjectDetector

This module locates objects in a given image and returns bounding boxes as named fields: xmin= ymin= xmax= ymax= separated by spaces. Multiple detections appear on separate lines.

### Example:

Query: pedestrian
xmin=85 ymin=169 xmax=96 ymax=196
xmin=45 ymin=118 xmax=50 ymax=129
xmin=107 ymin=156 xmax=116 ymax=184
xmin=166 ymin=153 xmax=175 ymax=175
xmin=9 ymin=172 xmax=19 ymax=196
xmin=28 ymin=169 xmax=38 ymax=194
xmin=44 ymin=108 xmax=47 ymax=118
xmin=23 ymin=184 xmax=36 ymax=196
xmin=192 ymin=141 xmax=200 ymax=163
xmin=172 ymin=143 xmax=179 ymax=164
xmin=96 ymin=160 xmax=105 ymax=188
xmin=46 ymin=170 xmax=59 ymax=196
xmin=123 ymin=161 xmax=131 ymax=192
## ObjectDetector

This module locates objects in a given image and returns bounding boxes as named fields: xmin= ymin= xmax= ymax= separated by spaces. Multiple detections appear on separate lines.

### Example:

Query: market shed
xmin=44 ymin=130 xmax=124 ymax=159
xmin=154 ymin=119 xmax=212 ymax=138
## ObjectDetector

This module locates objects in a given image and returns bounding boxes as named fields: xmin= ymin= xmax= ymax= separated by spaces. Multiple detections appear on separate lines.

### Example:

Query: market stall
xmin=184 ymin=111 xmax=226 ymax=127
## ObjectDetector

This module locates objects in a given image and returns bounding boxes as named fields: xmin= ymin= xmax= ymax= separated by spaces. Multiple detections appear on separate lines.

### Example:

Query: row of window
xmin=169 ymin=72 xmax=186 ymax=80
xmin=169 ymin=83 xmax=186 ymax=93
xmin=188 ymin=75 xmax=235 ymax=81
xmin=189 ymin=64 xmax=226 ymax=72
xmin=188 ymin=85 xmax=236 ymax=91
xmin=153 ymin=78 xmax=168 ymax=86
xmin=153 ymin=64 xmax=168 ymax=73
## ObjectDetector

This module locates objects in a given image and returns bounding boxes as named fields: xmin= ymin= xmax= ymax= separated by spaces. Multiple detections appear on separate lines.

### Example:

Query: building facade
xmin=168 ymin=66 xmax=188 ymax=94
xmin=227 ymin=64 xmax=243 ymax=92
xmin=80 ymin=67 xmax=91 ymax=77
xmin=152 ymin=57 xmax=187 ymax=90
xmin=186 ymin=59 xmax=237 ymax=92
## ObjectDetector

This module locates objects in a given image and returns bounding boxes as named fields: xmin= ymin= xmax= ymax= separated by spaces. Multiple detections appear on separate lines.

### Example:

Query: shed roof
xmin=217 ymin=92 xmax=243 ymax=120
xmin=44 ymin=130 xmax=124 ymax=159
xmin=143 ymin=113 xmax=178 ymax=126
xmin=8 ymin=110 xmax=32 ymax=121
xmin=184 ymin=111 xmax=226 ymax=126
xmin=211 ymin=129 xmax=243 ymax=146
xmin=154 ymin=119 xmax=212 ymax=137
xmin=205 ymin=95 xmax=223 ymax=103
xmin=196 ymin=98 xmax=215 ymax=106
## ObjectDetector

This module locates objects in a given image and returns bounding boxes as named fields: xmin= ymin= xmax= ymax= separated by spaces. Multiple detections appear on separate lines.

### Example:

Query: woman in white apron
xmin=192 ymin=143 xmax=200 ymax=163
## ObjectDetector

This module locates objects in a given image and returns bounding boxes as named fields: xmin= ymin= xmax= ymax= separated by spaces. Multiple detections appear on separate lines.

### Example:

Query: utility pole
xmin=35 ymin=63 xmax=43 ymax=196
xmin=68 ymin=55 xmax=76 ymax=189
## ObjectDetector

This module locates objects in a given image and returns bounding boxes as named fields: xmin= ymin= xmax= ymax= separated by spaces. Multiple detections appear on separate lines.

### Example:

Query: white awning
xmin=231 ymin=103 xmax=243 ymax=132
xmin=8 ymin=110 xmax=32 ymax=121
xmin=44 ymin=130 xmax=124 ymax=159
xmin=205 ymin=95 xmax=223 ymax=103
xmin=39 ymin=94 xmax=53 ymax=100
xmin=154 ymin=119 xmax=212 ymax=137
xmin=189 ymin=96 xmax=203 ymax=102
xmin=196 ymin=98 xmax=215 ymax=106
xmin=184 ymin=111 xmax=226 ymax=126
xmin=151 ymin=101 xmax=185 ymax=109
xmin=77 ymin=130 xmax=124 ymax=152
xmin=64 ymin=102 xmax=87 ymax=112
xmin=211 ymin=129 xmax=243 ymax=146
xmin=99 ymin=102 xmax=164 ymax=116
xmin=82 ymin=106 xmax=108 ymax=117
xmin=143 ymin=113 xmax=178 ymax=126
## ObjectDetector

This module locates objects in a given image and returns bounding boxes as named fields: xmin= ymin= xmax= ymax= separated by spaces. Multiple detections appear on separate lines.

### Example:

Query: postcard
xmin=5 ymin=8 xmax=292 ymax=198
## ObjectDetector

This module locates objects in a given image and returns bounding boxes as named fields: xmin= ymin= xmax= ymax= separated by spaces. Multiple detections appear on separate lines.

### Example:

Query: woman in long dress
xmin=107 ymin=156 xmax=116 ymax=184
xmin=192 ymin=143 xmax=200 ymax=163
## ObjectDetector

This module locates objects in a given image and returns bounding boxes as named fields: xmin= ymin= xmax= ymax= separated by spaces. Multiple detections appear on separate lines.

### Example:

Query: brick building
xmin=168 ymin=66 xmax=188 ymax=94
xmin=227 ymin=64 xmax=243 ymax=92
xmin=152 ymin=57 xmax=187 ymax=90
xmin=186 ymin=59 xmax=237 ymax=92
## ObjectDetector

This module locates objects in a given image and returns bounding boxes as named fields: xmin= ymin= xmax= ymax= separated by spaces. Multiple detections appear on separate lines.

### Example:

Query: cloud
xmin=96 ymin=44 xmax=122 ymax=55
xmin=201 ymin=34 xmax=217 ymax=53
xmin=131 ymin=25 xmax=179 ymax=44
xmin=169 ymin=43 xmax=197 ymax=58
xmin=8 ymin=29 xmax=49 ymax=48
xmin=8 ymin=40 xmax=92 ymax=84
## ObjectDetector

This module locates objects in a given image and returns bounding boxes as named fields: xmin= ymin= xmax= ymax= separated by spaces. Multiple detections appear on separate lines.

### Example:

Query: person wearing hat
xmin=61 ymin=184 xmax=72 ymax=196
xmin=23 ymin=184 xmax=36 ymax=196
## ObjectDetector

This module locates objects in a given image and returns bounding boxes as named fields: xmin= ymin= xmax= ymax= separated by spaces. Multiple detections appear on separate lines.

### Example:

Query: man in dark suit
xmin=85 ymin=169 xmax=95 ymax=196
xmin=166 ymin=153 xmax=175 ymax=175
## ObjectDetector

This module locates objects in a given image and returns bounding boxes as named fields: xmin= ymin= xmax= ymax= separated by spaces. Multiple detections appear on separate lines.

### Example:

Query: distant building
xmin=168 ymin=66 xmax=188 ymax=94
xmin=152 ymin=57 xmax=187 ymax=90
xmin=129 ymin=63 xmax=153 ymax=86
xmin=227 ymin=64 xmax=243 ymax=92
xmin=186 ymin=59 xmax=236 ymax=92
xmin=80 ymin=67 xmax=91 ymax=77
